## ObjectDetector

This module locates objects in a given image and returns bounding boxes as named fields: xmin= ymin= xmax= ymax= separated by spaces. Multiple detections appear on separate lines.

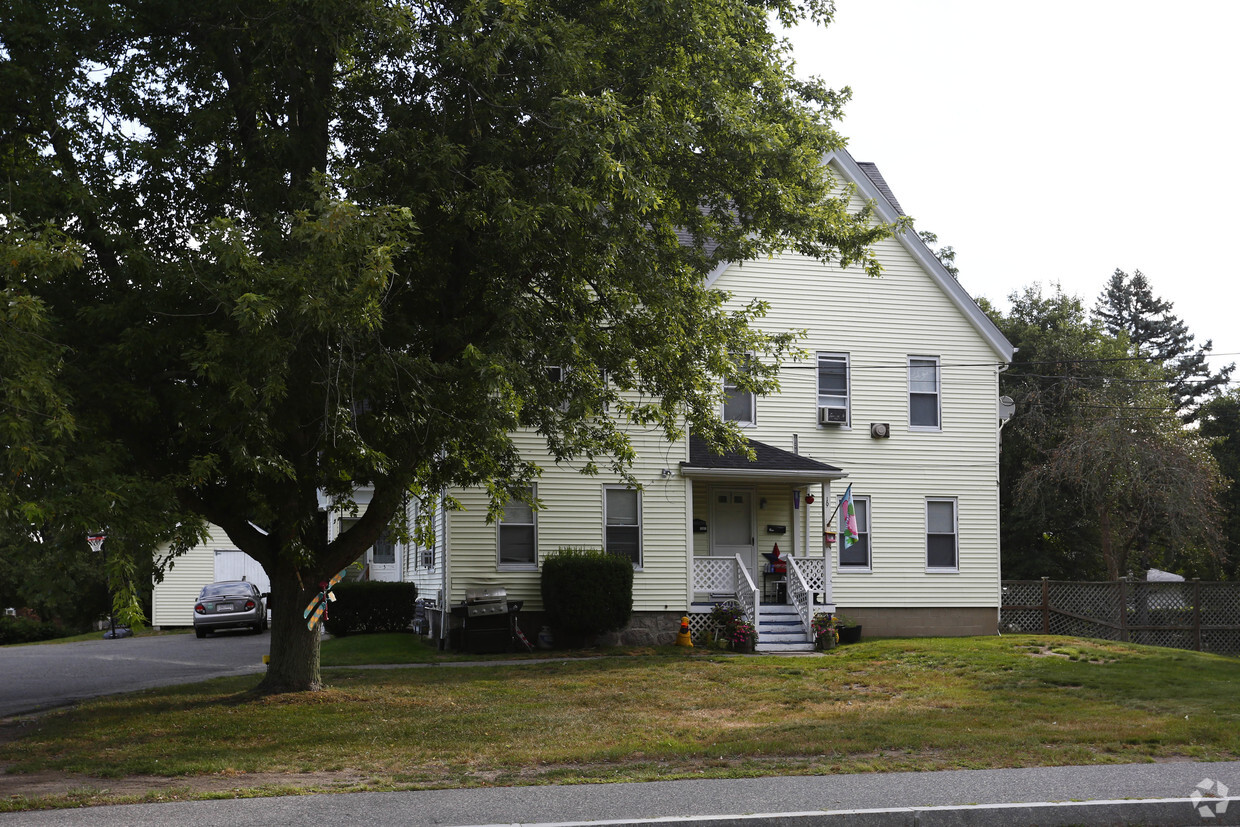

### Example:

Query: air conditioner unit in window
xmin=818 ymin=406 xmax=847 ymax=426
xmin=870 ymin=422 xmax=891 ymax=439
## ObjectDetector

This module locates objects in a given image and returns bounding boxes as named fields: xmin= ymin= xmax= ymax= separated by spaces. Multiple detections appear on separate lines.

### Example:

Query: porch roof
xmin=680 ymin=435 xmax=846 ymax=483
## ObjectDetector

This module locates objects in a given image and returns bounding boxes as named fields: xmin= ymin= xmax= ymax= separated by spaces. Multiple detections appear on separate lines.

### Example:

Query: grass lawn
xmin=2 ymin=635 xmax=1238 ymax=810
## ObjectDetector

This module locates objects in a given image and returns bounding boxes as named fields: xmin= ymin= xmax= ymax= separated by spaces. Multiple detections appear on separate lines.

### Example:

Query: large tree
xmin=1 ymin=0 xmax=891 ymax=691
xmin=1095 ymin=268 xmax=1234 ymax=421
xmin=1199 ymin=390 xmax=1240 ymax=579
xmin=987 ymin=285 xmax=1223 ymax=580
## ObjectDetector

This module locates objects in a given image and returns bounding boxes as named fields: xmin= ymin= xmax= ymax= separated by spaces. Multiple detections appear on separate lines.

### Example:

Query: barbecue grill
xmin=451 ymin=586 xmax=523 ymax=653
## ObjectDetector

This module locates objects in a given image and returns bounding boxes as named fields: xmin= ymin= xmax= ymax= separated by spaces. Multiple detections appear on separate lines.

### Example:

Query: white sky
xmin=787 ymin=1 xmax=1240 ymax=379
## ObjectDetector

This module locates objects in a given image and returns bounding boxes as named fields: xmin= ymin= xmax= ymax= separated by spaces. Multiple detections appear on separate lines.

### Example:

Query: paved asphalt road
xmin=0 ymin=630 xmax=269 ymax=717
xmin=1 ymin=761 xmax=1238 ymax=825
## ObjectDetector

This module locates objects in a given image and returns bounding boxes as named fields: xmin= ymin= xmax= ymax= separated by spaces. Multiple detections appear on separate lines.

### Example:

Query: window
xmin=498 ymin=487 xmax=537 ymax=567
xmin=926 ymin=498 xmax=958 ymax=570
xmin=909 ymin=357 xmax=941 ymax=429
xmin=817 ymin=353 xmax=849 ymax=425
xmin=723 ymin=354 xmax=755 ymax=424
xmin=372 ymin=529 xmax=396 ymax=565
xmin=604 ymin=487 xmax=642 ymax=566
xmin=838 ymin=495 xmax=871 ymax=569
xmin=421 ymin=544 xmax=435 ymax=569
xmin=545 ymin=366 xmax=570 ymax=412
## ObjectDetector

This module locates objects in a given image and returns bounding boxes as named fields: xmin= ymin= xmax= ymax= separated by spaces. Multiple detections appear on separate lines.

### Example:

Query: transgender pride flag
xmin=840 ymin=484 xmax=859 ymax=549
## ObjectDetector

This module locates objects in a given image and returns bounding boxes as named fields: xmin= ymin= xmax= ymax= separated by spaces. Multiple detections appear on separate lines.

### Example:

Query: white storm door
xmin=711 ymin=489 xmax=756 ymax=583
xmin=369 ymin=530 xmax=400 ymax=582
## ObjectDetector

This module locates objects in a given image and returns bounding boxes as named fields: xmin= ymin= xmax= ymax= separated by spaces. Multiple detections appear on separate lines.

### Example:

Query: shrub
xmin=0 ymin=616 xmax=64 ymax=645
xmin=541 ymin=547 xmax=633 ymax=646
xmin=322 ymin=581 xmax=418 ymax=636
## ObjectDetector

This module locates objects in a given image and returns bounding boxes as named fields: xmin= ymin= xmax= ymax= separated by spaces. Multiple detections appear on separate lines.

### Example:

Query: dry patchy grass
xmin=2 ymin=635 xmax=1238 ymax=811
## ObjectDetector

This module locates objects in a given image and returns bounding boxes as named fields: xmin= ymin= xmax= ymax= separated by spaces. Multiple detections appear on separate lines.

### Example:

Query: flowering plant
xmin=810 ymin=612 xmax=836 ymax=637
xmin=729 ymin=619 xmax=757 ymax=648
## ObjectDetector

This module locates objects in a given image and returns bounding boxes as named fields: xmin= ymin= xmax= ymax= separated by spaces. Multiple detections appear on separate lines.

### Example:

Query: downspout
xmin=995 ymin=358 xmax=1013 ymax=634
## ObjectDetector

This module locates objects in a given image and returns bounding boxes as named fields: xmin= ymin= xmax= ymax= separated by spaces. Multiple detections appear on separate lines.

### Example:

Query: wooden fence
xmin=1001 ymin=579 xmax=1240 ymax=656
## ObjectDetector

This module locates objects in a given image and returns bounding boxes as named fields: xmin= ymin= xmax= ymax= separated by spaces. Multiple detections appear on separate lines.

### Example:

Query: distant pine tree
xmin=1094 ymin=269 xmax=1234 ymax=421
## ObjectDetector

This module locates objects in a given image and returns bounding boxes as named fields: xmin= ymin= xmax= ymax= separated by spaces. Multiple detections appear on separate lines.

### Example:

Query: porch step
xmin=756 ymin=604 xmax=814 ymax=653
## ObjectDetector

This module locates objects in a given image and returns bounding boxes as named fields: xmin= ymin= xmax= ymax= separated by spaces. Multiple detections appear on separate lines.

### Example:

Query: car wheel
xmin=252 ymin=622 xmax=263 ymax=634
xmin=195 ymin=627 xmax=207 ymax=639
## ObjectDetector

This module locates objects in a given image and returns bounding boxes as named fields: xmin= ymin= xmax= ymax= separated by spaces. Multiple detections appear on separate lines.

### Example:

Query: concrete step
xmin=756 ymin=641 xmax=816 ymax=653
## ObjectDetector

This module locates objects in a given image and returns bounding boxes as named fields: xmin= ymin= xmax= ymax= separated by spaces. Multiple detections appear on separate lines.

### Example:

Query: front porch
xmin=680 ymin=435 xmax=844 ymax=653
xmin=690 ymin=554 xmax=834 ymax=652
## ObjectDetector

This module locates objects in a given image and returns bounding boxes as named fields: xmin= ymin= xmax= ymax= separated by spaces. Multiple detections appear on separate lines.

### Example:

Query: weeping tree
xmin=1 ymin=0 xmax=892 ymax=691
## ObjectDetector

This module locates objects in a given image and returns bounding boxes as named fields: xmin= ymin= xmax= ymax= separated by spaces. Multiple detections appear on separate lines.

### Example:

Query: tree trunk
xmin=1099 ymin=504 xmax=1123 ymax=581
xmin=255 ymin=563 xmax=323 ymax=693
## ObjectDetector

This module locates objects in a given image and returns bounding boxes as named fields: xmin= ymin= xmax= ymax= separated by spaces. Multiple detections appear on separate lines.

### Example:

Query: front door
xmin=368 ymin=529 xmax=400 ymax=582
xmin=711 ymin=489 xmax=756 ymax=584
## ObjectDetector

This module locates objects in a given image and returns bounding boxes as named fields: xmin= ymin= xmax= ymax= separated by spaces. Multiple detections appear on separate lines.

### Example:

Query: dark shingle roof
xmin=682 ymin=435 xmax=842 ymax=476
xmin=855 ymin=162 xmax=905 ymax=216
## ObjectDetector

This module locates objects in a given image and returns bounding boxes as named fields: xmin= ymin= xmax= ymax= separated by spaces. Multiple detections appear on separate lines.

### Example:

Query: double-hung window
xmin=926 ymin=498 xmax=958 ymax=571
xmin=498 ymin=486 xmax=537 ymax=568
xmin=722 ymin=354 xmax=755 ymax=425
xmin=909 ymin=356 xmax=941 ymax=429
xmin=604 ymin=487 xmax=642 ymax=567
xmin=817 ymin=353 xmax=850 ymax=425
xmin=838 ymin=495 xmax=871 ymax=570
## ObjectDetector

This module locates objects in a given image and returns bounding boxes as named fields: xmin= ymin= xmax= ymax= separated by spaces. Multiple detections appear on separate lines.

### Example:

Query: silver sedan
xmin=193 ymin=581 xmax=268 ymax=637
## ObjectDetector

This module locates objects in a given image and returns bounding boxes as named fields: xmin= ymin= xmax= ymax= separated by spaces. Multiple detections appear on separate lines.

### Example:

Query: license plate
xmin=216 ymin=603 xmax=235 ymax=612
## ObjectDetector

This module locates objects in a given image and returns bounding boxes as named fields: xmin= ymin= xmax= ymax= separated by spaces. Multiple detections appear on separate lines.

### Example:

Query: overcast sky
xmin=786 ymin=1 xmax=1239 ymax=380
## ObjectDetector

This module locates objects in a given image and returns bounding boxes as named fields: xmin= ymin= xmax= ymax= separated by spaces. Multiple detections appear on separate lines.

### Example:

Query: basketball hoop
xmin=87 ymin=534 xmax=106 ymax=553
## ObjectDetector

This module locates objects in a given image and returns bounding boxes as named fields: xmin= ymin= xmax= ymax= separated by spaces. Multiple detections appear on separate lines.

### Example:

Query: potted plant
xmin=709 ymin=602 xmax=757 ymax=652
xmin=728 ymin=618 xmax=758 ymax=653
xmin=811 ymin=612 xmax=838 ymax=650
xmin=833 ymin=613 xmax=862 ymax=645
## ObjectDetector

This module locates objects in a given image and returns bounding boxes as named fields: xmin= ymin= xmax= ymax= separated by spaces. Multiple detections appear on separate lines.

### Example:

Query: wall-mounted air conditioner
xmin=818 ymin=406 xmax=847 ymax=426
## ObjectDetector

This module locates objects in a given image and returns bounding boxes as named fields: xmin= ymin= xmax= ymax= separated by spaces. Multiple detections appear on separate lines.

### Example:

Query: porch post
xmin=685 ymin=478 xmax=694 ymax=609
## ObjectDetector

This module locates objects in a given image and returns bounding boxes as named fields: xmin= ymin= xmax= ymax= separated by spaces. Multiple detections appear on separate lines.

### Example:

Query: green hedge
xmin=322 ymin=581 xmax=419 ymax=636
xmin=540 ymin=547 xmax=633 ymax=647
xmin=0 ymin=616 xmax=65 ymax=645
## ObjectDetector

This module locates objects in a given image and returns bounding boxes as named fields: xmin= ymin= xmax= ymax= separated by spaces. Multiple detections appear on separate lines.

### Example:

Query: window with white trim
xmin=604 ymin=487 xmax=642 ymax=566
xmin=909 ymin=356 xmax=941 ymax=429
xmin=838 ymin=495 xmax=871 ymax=569
xmin=722 ymin=354 xmax=755 ymax=425
xmin=498 ymin=487 xmax=537 ymax=568
xmin=817 ymin=353 xmax=850 ymax=425
xmin=926 ymin=498 xmax=958 ymax=570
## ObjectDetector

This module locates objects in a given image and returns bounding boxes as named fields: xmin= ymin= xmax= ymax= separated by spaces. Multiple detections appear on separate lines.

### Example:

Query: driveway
xmin=0 ymin=630 xmax=270 ymax=718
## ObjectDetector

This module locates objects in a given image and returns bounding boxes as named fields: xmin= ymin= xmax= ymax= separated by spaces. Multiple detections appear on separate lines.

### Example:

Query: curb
xmin=496 ymin=796 xmax=1240 ymax=827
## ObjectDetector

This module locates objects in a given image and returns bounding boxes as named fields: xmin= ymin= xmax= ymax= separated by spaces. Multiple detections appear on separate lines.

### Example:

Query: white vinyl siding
xmin=909 ymin=356 xmax=941 ymax=430
xmin=151 ymin=523 xmax=245 ymax=628
xmin=706 ymin=159 xmax=1002 ymax=608
xmin=838 ymin=495 xmax=871 ymax=570
xmin=498 ymin=487 xmax=537 ymax=569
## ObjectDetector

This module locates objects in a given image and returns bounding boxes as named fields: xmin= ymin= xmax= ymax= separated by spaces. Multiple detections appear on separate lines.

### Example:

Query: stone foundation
xmin=595 ymin=611 xmax=683 ymax=647
xmin=833 ymin=607 xmax=998 ymax=637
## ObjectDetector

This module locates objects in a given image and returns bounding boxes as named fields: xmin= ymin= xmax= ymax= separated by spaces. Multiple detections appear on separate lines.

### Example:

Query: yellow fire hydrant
xmin=675 ymin=615 xmax=693 ymax=647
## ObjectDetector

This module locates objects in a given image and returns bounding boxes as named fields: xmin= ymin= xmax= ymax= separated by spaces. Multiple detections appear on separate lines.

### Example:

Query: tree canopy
xmin=987 ymin=285 xmax=1224 ymax=581
xmin=1095 ymin=269 xmax=1234 ymax=421
xmin=1 ymin=0 xmax=891 ymax=690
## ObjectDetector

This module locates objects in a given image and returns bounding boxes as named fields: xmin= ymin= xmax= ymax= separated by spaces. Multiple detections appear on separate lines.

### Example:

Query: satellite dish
xmin=998 ymin=396 xmax=1015 ymax=422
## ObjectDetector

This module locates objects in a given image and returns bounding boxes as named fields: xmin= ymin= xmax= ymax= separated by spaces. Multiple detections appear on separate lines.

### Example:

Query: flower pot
xmin=837 ymin=624 xmax=862 ymax=645
xmin=815 ymin=633 xmax=837 ymax=651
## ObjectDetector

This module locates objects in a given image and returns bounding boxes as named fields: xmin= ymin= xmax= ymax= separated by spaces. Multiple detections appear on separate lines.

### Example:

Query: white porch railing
xmin=786 ymin=556 xmax=813 ymax=633
xmin=692 ymin=555 xmax=760 ymax=625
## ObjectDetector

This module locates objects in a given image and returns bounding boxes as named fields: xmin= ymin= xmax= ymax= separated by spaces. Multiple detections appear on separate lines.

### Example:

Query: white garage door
xmin=214 ymin=550 xmax=271 ymax=593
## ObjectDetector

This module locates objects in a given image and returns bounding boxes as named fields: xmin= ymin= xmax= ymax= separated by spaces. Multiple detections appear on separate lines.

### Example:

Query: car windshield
xmin=200 ymin=583 xmax=249 ymax=598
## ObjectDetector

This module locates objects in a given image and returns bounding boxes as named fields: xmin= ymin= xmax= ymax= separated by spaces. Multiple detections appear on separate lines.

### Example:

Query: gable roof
xmin=680 ymin=435 xmax=845 ymax=483
xmin=704 ymin=149 xmax=1015 ymax=362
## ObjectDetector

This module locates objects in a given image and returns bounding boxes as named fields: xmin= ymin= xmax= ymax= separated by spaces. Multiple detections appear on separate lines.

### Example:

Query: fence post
xmin=1193 ymin=579 xmax=1202 ymax=652
xmin=1041 ymin=577 xmax=1050 ymax=635
xmin=1118 ymin=577 xmax=1128 ymax=644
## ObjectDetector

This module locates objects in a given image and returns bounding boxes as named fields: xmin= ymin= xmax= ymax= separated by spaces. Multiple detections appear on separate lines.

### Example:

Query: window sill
xmin=497 ymin=563 xmax=539 ymax=572
xmin=908 ymin=426 xmax=942 ymax=433
xmin=837 ymin=566 xmax=872 ymax=574
xmin=925 ymin=567 xmax=959 ymax=574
